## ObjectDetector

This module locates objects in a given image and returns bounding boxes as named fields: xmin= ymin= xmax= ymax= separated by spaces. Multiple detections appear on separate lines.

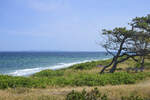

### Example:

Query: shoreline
xmin=6 ymin=57 xmax=112 ymax=76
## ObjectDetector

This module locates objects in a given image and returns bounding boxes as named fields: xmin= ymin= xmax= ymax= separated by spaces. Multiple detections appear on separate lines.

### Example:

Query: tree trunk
xmin=109 ymin=37 xmax=127 ymax=73
xmin=109 ymin=56 xmax=119 ymax=73
xmin=109 ymin=62 xmax=117 ymax=73
xmin=100 ymin=36 xmax=127 ymax=73
xmin=100 ymin=57 xmax=115 ymax=74
xmin=140 ymin=56 xmax=145 ymax=68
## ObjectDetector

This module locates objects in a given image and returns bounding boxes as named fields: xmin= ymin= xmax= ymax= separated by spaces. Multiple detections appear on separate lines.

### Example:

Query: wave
xmin=7 ymin=57 xmax=111 ymax=76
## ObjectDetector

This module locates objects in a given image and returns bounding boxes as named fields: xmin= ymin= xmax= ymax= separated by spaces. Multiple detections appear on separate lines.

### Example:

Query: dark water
xmin=0 ymin=52 xmax=111 ymax=76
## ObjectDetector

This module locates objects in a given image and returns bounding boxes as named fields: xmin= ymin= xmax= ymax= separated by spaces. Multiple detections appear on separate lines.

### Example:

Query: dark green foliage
xmin=0 ymin=75 xmax=46 ymax=89
xmin=66 ymin=89 xmax=150 ymax=100
xmin=66 ymin=90 xmax=85 ymax=100
xmin=121 ymin=95 xmax=150 ymax=100
xmin=66 ymin=88 xmax=107 ymax=100
xmin=72 ymin=72 xmax=137 ymax=86
xmin=1 ymin=72 xmax=150 ymax=89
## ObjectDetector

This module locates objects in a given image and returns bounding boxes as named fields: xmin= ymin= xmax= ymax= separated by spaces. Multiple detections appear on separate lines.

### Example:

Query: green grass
xmin=1 ymin=71 xmax=150 ymax=89
xmin=0 ymin=75 xmax=46 ymax=89
xmin=32 ymin=69 xmax=64 ymax=77
xmin=68 ymin=59 xmax=112 ymax=70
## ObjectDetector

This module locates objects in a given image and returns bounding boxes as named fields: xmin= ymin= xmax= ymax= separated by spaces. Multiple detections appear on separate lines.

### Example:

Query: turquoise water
xmin=0 ymin=52 xmax=111 ymax=76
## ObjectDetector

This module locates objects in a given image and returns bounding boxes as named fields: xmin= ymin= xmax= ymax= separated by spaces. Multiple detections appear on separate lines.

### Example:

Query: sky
xmin=0 ymin=0 xmax=150 ymax=51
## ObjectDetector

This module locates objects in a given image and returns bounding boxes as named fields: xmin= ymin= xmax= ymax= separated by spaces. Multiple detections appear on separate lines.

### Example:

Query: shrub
xmin=66 ymin=88 xmax=108 ymax=100
xmin=71 ymin=72 xmax=137 ymax=86
xmin=121 ymin=95 xmax=149 ymax=100
xmin=1 ymin=71 xmax=150 ymax=89
xmin=66 ymin=89 xmax=150 ymax=100
xmin=0 ymin=75 xmax=46 ymax=89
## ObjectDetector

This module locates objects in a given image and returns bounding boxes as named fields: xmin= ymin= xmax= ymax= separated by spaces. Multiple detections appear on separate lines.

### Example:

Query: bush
xmin=66 ymin=89 xmax=150 ymax=100
xmin=121 ymin=95 xmax=149 ymax=100
xmin=71 ymin=72 xmax=137 ymax=86
xmin=0 ymin=75 xmax=46 ymax=89
xmin=66 ymin=88 xmax=108 ymax=100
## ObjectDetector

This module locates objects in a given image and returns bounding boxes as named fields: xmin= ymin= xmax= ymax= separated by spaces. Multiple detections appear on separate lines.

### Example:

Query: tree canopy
xmin=100 ymin=14 xmax=150 ymax=73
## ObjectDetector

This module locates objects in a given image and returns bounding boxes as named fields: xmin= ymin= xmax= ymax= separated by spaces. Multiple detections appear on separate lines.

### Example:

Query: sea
xmin=0 ymin=52 xmax=112 ymax=76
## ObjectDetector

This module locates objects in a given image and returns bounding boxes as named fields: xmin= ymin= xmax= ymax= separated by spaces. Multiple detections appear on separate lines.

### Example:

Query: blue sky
xmin=0 ymin=0 xmax=150 ymax=51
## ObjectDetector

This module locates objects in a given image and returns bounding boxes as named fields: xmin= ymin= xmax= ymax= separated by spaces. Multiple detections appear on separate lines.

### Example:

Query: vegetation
xmin=66 ymin=88 xmax=150 ymax=100
xmin=100 ymin=14 xmax=150 ymax=73
xmin=0 ymin=58 xmax=150 ymax=89
xmin=0 ymin=58 xmax=150 ymax=99
xmin=66 ymin=88 xmax=107 ymax=100
xmin=121 ymin=95 xmax=149 ymax=100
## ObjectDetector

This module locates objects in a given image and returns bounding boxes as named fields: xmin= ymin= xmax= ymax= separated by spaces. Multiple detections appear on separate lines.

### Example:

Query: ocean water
xmin=0 ymin=52 xmax=111 ymax=76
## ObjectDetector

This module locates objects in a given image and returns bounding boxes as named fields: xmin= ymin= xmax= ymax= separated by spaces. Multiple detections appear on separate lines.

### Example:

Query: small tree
xmin=100 ymin=27 xmax=134 ymax=73
xmin=129 ymin=14 xmax=150 ymax=68
xmin=100 ymin=14 xmax=150 ymax=73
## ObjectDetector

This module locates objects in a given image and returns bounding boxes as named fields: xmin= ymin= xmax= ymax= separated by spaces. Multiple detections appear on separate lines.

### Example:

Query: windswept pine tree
xmin=100 ymin=14 xmax=150 ymax=73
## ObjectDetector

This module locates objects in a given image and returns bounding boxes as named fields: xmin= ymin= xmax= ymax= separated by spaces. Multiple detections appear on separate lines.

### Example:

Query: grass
xmin=1 ymin=80 xmax=150 ymax=100
xmin=1 ymin=71 xmax=150 ymax=89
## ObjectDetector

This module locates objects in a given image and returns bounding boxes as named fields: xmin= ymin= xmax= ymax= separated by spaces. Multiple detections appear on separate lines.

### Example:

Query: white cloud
xmin=28 ymin=0 xmax=67 ymax=12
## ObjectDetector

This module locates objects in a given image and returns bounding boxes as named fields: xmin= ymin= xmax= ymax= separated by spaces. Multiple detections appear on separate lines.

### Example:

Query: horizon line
xmin=0 ymin=50 xmax=106 ymax=52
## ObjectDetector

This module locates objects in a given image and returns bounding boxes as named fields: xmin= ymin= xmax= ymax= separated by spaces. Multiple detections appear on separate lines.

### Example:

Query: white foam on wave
xmin=8 ymin=67 xmax=43 ymax=76
xmin=8 ymin=60 xmax=90 ymax=76
xmin=8 ymin=57 xmax=111 ymax=76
